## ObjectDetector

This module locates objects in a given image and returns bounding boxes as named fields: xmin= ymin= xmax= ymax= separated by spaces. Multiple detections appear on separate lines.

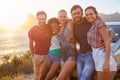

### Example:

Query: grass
xmin=13 ymin=73 xmax=25 ymax=80
xmin=0 ymin=51 xmax=33 ymax=79
xmin=0 ymin=50 xmax=120 ymax=80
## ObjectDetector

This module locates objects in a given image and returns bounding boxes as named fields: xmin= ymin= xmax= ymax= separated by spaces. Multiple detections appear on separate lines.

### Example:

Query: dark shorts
xmin=61 ymin=46 xmax=77 ymax=62
xmin=46 ymin=53 xmax=60 ymax=64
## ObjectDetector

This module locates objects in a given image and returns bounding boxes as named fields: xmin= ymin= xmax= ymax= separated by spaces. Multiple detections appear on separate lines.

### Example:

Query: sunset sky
xmin=0 ymin=0 xmax=120 ymax=29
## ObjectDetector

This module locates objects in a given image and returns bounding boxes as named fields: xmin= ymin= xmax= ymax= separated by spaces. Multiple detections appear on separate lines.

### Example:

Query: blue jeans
xmin=77 ymin=52 xmax=95 ymax=80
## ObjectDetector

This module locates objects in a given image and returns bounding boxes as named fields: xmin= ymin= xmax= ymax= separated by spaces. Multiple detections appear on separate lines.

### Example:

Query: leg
xmin=33 ymin=58 xmax=37 ymax=80
xmin=33 ymin=54 xmax=45 ymax=80
xmin=77 ymin=54 xmax=84 ymax=80
xmin=46 ymin=63 xmax=60 ymax=80
xmin=81 ymin=53 xmax=95 ymax=80
xmin=57 ymin=60 xmax=76 ymax=80
xmin=56 ymin=61 xmax=65 ymax=80
xmin=66 ymin=75 xmax=70 ymax=80
xmin=40 ymin=59 xmax=52 ymax=80
xmin=61 ymin=61 xmax=65 ymax=70
xmin=91 ymin=70 xmax=97 ymax=80
xmin=97 ymin=71 xmax=116 ymax=80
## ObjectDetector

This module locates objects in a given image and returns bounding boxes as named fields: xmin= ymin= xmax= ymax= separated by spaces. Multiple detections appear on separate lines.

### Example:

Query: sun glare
xmin=1 ymin=24 xmax=19 ymax=30
xmin=5 ymin=33 xmax=15 ymax=38
xmin=0 ymin=0 xmax=120 ymax=30
xmin=0 ymin=0 xmax=27 ymax=30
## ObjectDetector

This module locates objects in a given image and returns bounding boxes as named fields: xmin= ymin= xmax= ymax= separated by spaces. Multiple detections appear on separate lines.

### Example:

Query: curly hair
xmin=48 ymin=17 xmax=60 ymax=26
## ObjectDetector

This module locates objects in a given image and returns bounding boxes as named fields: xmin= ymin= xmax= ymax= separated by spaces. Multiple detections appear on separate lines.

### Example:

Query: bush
xmin=20 ymin=59 xmax=33 ymax=74
xmin=0 ymin=75 xmax=12 ymax=80
xmin=0 ymin=51 xmax=33 ymax=78
xmin=0 ymin=63 xmax=15 ymax=77
xmin=21 ymin=51 xmax=31 ymax=60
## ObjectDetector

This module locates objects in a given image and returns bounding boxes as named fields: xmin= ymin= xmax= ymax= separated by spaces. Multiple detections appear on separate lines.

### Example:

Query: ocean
xmin=0 ymin=29 xmax=29 ymax=59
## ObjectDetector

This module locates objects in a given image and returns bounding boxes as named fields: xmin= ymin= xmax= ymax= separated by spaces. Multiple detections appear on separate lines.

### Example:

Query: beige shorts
xmin=92 ymin=48 xmax=117 ymax=71
xmin=32 ymin=54 xmax=45 ymax=80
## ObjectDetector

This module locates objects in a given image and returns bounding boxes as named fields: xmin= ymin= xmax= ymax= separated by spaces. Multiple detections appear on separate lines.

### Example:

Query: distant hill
xmin=99 ymin=12 xmax=120 ymax=22
xmin=20 ymin=14 xmax=37 ymax=29
xmin=20 ymin=12 xmax=120 ymax=29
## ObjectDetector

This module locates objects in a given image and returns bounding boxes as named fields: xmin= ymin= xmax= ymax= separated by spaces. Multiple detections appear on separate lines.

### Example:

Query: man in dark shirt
xmin=71 ymin=5 xmax=95 ymax=80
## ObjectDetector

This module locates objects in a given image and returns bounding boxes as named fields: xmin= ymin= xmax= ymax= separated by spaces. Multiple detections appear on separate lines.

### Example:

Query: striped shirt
xmin=49 ymin=35 xmax=61 ymax=57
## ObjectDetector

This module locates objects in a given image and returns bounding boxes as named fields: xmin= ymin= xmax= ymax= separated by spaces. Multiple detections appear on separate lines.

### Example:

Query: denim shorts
xmin=46 ymin=53 xmax=60 ymax=64
xmin=61 ymin=46 xmax=77 ymax=62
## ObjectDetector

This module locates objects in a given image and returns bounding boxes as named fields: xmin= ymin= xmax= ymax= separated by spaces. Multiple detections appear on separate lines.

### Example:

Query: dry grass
xmin=13 ymin=73 xmax=25 ymax=80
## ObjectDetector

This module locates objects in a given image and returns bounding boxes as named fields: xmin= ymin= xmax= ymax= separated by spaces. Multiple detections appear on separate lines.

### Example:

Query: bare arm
xmin=67 ymin=26 xmax=76 ymax=43
xmin=29 ymin=39 xmax=34 ymax=56
xmin=109 ymin=31 xmax=114 ymax=42
xmin=99 ymin=26 xmax=111 ymax=71
xmin=108 ymin=27 xmax=114 ymax=42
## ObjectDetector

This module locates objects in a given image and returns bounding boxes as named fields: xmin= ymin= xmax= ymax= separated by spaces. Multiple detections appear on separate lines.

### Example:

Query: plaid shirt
xmin=87 ymin=18 xmax=107 ymax=48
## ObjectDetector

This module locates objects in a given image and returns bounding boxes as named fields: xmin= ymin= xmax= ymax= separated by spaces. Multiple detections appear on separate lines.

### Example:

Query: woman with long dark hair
xmin=85 ymin=6 xmax=117 ymax=80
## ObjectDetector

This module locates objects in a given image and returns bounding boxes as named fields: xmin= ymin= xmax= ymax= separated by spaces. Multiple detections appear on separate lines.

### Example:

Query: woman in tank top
xmin=56 ymin=10 xmax=77 ymax=80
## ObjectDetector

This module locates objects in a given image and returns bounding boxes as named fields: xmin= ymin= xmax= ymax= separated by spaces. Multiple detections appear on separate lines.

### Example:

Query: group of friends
xmin=28 ymin=5 xmax=117 ymax=80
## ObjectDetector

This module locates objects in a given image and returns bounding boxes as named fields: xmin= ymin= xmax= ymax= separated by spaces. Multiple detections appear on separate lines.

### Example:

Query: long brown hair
xmin=85 ymin=6 xmax=98 ymax=18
